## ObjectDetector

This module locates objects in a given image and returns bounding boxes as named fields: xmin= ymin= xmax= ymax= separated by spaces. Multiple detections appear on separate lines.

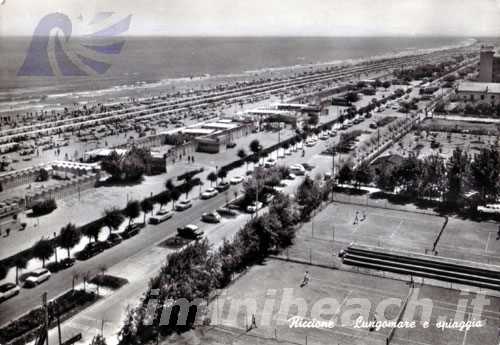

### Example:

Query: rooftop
xmin=457 ymin=81 xmax=500 ymax=94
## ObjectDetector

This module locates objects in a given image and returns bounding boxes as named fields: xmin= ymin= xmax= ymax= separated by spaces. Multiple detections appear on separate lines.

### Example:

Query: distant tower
xmin=479 ymin=46 xmax=495 ymax=82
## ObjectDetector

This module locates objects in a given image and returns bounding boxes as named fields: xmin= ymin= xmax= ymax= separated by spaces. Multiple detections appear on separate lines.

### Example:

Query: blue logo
xmin=18 ymin=12 xmax=132 ymax=76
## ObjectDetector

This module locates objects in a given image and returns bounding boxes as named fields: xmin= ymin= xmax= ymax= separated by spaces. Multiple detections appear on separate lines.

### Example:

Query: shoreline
xmin=0 ymin=38 xmax=476 ymax=114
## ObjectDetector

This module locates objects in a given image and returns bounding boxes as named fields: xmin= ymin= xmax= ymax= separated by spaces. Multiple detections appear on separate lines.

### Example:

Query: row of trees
xmin=339 ymin=146 xmax=500 ymax=208
xmin=119 ymin=193 xmax=301 ymax=344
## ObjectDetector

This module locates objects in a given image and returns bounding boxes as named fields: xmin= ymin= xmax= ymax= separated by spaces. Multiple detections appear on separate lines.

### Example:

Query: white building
xmin=456 ymin=81 xmax=500 ymax=104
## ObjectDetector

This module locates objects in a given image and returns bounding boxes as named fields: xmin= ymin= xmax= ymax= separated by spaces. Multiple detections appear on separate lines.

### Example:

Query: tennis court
xmin=436 ymin=218 xmax=500 ymax=266
xmin=298 ymin=203 xmax=445 ymax=254
xmin=206 ymin=260 xmax=500 ymax=345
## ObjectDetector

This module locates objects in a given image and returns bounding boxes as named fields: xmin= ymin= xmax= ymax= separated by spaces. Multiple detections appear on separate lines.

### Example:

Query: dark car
xmin=216 ymin=182 xmax=230 ymax=192
xmin=76 ymin=242 xmax=106 ymax=260
xmin=217 ymin=207 xmax=239 ymax=217
xmin=226 ymin=142 xmax=236 ymax=148
xmin=121 ymin=223 xmax=143 ymax=239
xmin=177 ymin=224 xmax=204 ymax=240
xmin=105 ymin=233 xmax=123 ymax=247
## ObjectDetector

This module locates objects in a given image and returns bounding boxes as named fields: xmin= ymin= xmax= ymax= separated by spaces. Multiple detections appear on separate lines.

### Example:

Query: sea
xmin=0 ymin=36 xmax=473 ymax=106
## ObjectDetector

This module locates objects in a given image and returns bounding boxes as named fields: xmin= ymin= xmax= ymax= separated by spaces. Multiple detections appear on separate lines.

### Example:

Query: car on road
xmin=217 ymin=207 xmax=239 ymax=217
xmin=105 ymin=233 xmax=123 ymax=247
xmin=329 ymin=130 xmax=337 ymax=137
xmin=121 ymin=223 xmax=144 ymax=239
xmin=175 ymin=199 xmax=192 ymax=211
xmin=301 ymin=163 xmax=315 ymax=171
xmin=289 ymin=164 xmax=306 ymax=175
xmin=284 ymin=173 xmax=296 ymax=180
xmin=76 ymin=242 xmax=106 ymax=260
xmin=324 ymin=171 xmax=333 ymax=180
xmin=305 ymin=139 xmax=316 ymax=147
xmin=177 ymin=224 xmax=204 ymax=239
xmin=246 ymin=201 xmax=263 ymax=213
xmin=230 ymin=176 xmax=244 ymax=184
xmin=226 ymin=142 xmax=236 ymax=148
xmin=369 ymin=123 xmax=378 ymax=129
xmin=201 ymin=211 xmax=222 ymax=223
xmin=149 ymin=209 xmax=174 ymax=224
xmin=264 ymin=158 xmax=277 ymax=168
xmin=0 ymin=283 xmax=20 ymax=301
xmin=216 ymin=181 xmax=230 ymax=192
xmin=24 ymin=268 xmax=51 ymax=287
xmin=319 ymin=133 xmax=329 ymax=140
xmin=201 ymin=188 xmax=218 ymax=199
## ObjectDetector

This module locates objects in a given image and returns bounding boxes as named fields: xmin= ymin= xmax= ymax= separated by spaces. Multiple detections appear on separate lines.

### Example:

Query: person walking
xmin=301 ymin=271 xmax=310 ymax=287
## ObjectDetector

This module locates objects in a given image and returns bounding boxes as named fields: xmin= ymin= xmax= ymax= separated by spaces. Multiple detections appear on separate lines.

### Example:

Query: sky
xmin=1 ymin=0 xmax=500 ymax=37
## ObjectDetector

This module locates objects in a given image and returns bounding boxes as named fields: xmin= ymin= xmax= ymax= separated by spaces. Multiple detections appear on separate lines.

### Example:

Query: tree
xmin=249 ymin=139 xmax=262 ymax=156
xmin=217 ymin=169 xmax=228 ymax=183
xmin=157 ymin=190 xmax=171 ymax=210
xmin=165 ymin=178 xmax=175 ymax=192
xmin=124 ymin=200 xmax=141 ymax=226
xmin=140 ymin=199 xmax=154 ymax=224
xmin=82 ymin=222 xmax=102 ymax=242
xmin=470 ymin=147 xmax=500 ymax=203
xmin=353 ymin=163 xmax=373 ymax=189
xmin=103 ymin=208 xmax=124 ymax=236
xmin=171 ymin=188 xmax=181 ymax=208
xmin=394 ymin=155 xmax=422 ymax=195
xmin=445 ymin=147 xmax=470 ymax=205
xmin=238 ymin=148 xmax=249 ymax=172
xmin=207 ymin=172 xmax=217 ymax=187
xmin=33 ymin=239 xmax=54 ymax=267
xmin=0 ymin=265 xmax=6 ymax=280
xmin=14 ymin=257 xmax=28 ymax=285
xmin=59 ymin=223 xmax=81 ymax=259
xmin=337 ymin=164 xmax=353 ymax=185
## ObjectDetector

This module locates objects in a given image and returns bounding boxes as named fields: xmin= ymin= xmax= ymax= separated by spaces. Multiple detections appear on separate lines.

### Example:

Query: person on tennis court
xmin=353 ymin=210 xmax=359 ymax=225
xmin=301 ymin=271 xmax=310 ymax=287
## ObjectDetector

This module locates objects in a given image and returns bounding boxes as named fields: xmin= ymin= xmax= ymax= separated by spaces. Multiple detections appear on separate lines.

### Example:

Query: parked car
xmin=289 ymin=164 xmax=306 ymax=175
xmin=175 ymin=199 xmax=192 ymax=211
xmin=301 ymin=163 xmax=315 ymax=171
xmin=76 ymin=242 xmax=106 ymax=260
xmin=217 ymin=207 xmax=239 ymax=217
xmin=201 ymin=188 xmax=218 ymax=199
xmin=0 ymin=283 xmax=20 ymax=301
xmin=230 ymin=176 xmax=244 ymax=184
xmin=121 ymin=223 xmax=144 ymax=239
xmin=246 ymin=201 xmax=263 ymax=213
xmin=329 ymin=130 xmax=337 ymax=137
xmin=149 ymin=209 xmax=174 ymax=224
xmin=105 ymin=233 xmax=123 ymax=247
xmin=226 ymin=142 xmax=236 ymax=148
xmin=177 ymin=224 xmax=204 ymax=239
xmin=24 ymin=268 xmax=51 ymax=287
xmin=264 ymin=158 xmax=277 ymax=168
xmin=216 ymin=182 xmax=230 ymax=192
xmin=201 ymin=211 xmax=221 ymax=223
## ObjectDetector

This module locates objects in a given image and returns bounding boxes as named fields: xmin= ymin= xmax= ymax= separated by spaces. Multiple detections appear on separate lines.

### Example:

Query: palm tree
xmin=124 ymin=200 xmax=140 ymax=226
xmin=103 ymin=208 xmax=124 ymax=236
xmin=33 ymin=239 xmax=54 ymax=267
xmin=217 ymin=169 xmax=227 ymax=183
xmin=140 ymin=199 xmax=154 ymax=224
xmin=171 ymin=188 xmax=181 ymax=209
xmin=14 ymin=257 xmax=28 ymax=285
xmin=237 ymin=148 xmax=247 ymax=171
xmin=165 ymin=178 xmax=175 ymax=192
xmin=82 ymin=222 xmax=101 ymax=243
xmin=59 ymin=223 xmax=81 ymax=259
xmin=207 ymin=172 xmax=217 ymax=187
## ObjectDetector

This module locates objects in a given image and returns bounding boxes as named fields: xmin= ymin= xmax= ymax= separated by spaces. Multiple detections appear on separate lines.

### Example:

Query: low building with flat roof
xmin=456 ymin=81 xmax=500 ymax=104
